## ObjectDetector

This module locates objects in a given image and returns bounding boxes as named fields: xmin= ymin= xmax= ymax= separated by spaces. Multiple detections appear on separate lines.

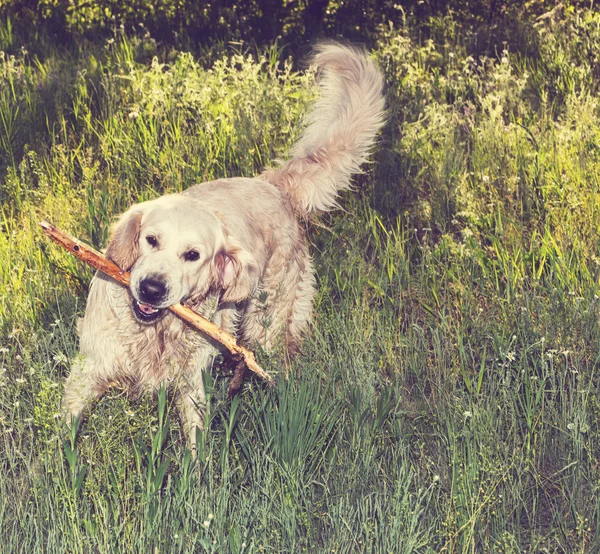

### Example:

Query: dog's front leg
xmin=63 ymin=277 xmax=131 ymax=431
xmin=176 ymin=345 xmax=216 ymax=456
xmin=176 ymin=302 xmax=239 ymax=455
xmin=63 ymin=354 xmax=112 ymax=427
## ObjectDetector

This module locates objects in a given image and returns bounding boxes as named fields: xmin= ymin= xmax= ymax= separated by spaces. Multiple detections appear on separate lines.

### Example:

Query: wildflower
xmin=567 ymin=423 xmax=575 ymax=431
xmin=506 ymin=351 xmax=515 ymax=362
xmin=15 ymin=378 xmax=26 ymax=384
xmin=53 ymin=353 xmax=68 ymax=364
xmin=128 ymin=110 xmax=140 ymax=119
xmin=463 ymin=410 xmax=472 ymax=419
xmin=0 ymin=348 xmax=8 ymax=354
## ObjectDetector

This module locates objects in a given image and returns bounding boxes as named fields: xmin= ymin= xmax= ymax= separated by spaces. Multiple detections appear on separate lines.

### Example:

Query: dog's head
xmin=106 ymin=196 xmax=259 ymax=324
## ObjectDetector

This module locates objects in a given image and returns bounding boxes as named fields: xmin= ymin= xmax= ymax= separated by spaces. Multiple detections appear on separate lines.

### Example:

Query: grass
xmin=2 ymin=7 xmax=600 ymax=553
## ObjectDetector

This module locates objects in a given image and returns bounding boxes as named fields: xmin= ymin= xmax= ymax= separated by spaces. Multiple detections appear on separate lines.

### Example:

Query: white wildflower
xmin=53 ymin=353 xmax=68 ymax=364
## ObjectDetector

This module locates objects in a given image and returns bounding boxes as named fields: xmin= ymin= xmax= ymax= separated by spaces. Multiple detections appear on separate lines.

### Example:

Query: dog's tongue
xmin=138 ymin=302 xmax=159 ymax=315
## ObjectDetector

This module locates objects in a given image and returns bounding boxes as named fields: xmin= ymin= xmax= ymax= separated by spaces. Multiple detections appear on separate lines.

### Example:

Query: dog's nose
xmin=138 ymin=277 xmax=167 ymax=304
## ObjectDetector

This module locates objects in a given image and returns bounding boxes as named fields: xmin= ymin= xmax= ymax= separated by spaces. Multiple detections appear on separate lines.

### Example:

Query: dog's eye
xmin=183 ymin=250 xmax=200 ymax=262
xmin=146 ymin=235 xmax=158 ymax=247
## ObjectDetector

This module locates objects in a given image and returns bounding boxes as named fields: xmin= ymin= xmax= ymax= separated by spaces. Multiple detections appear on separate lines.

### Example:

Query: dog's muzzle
xmin=131 ymin=299 xmax=166 ymax=323
xmin=131 ymin=277 xmax=169 ymax=323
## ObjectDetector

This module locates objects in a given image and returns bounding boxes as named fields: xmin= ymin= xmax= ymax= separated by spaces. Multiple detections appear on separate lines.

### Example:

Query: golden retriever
xmin=63 ymin=43 xmax=385 ymax=450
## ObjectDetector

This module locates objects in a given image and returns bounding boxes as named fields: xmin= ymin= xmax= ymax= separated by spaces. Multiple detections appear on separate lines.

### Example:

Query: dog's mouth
xmin=131 ymin=299 xmax=167 ymax=323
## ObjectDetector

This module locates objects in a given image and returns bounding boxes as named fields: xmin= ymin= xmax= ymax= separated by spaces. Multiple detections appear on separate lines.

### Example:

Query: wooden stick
xmin=40 ymin=220 xmax=273 ymax=385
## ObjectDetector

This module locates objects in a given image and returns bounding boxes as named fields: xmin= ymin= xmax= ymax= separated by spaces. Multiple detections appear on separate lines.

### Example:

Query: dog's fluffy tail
xmin=262 ymin=43 xmax=385 ymax=216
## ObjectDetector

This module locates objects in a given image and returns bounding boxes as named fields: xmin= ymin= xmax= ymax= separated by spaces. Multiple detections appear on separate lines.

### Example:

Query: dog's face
xmin=105 ymin=197 xmax=259 ymax=324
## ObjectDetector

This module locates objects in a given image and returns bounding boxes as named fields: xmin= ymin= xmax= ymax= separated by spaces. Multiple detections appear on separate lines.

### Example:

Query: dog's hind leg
xmin=241 ymin=247 xmax=316 ymax=355
xmin=283 ymin=255 xmax=316 ymax=354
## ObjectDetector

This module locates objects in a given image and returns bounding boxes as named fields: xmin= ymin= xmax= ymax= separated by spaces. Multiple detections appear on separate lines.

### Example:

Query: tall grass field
xmin=2 ymin=5 xmax=600 ymax=553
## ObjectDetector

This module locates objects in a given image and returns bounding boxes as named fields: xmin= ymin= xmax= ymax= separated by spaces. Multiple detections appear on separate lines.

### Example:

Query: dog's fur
xmin=63 ymin=43 xmax=385 ymax=448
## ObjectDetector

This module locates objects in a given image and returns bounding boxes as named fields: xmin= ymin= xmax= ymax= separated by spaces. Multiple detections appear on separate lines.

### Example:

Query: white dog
xmin=63 ymin=43 xmax=385 ymax=450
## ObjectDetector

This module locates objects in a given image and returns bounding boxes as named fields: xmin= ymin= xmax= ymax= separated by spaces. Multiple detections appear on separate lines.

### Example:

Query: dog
xmin=63 ymin=43 xmax=385 ymax=450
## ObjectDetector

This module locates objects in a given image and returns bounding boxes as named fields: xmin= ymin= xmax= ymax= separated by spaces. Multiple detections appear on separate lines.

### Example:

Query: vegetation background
xmin=1 ymin=0 xmax=600 ymax=552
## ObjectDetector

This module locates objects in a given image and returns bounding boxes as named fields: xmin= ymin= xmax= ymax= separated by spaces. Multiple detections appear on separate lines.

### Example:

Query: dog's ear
xmin=212 ymin=240 xmax=259 ymax=303
xmin=105 ymin=207 xmax=143 ymax=270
